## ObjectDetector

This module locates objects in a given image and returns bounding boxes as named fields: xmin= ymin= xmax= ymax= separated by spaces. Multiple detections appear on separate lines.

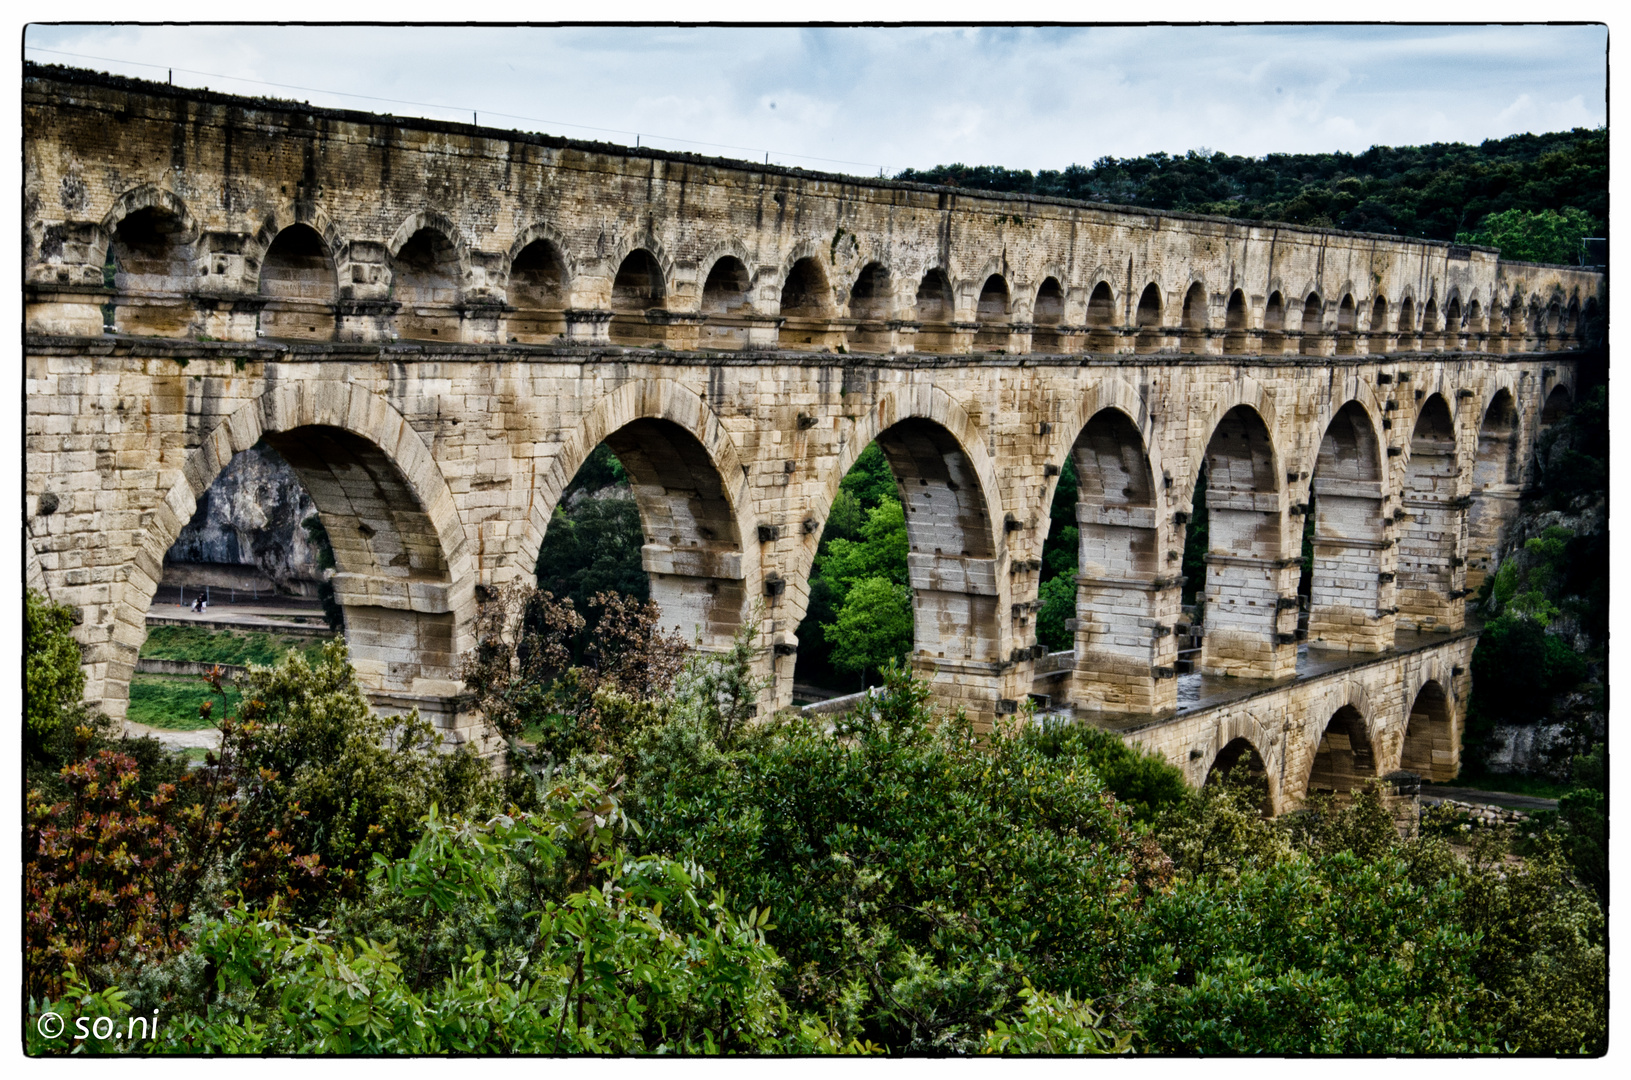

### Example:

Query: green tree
xmin=817 ymin=496 xmax=909 ymax=596
xmin=1456 ymin=207 xmax=1598 ymax=264
xmin=224 ymin=640 xmax=494 ymax=912
xmin=24 ymin=589 xmax=84 ymax=762
xmin=824 ymin=577 xmax=913 ymax=678
xmin=1034 ymin=573 xmax=1077 ymax=652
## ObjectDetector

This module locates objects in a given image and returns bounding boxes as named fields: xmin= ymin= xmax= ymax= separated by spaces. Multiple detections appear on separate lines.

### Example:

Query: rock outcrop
xmin=166 ymin=441 xmax=322 ymax=592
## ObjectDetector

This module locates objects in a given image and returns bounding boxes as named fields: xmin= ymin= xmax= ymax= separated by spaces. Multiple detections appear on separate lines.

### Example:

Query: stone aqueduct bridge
xmin=25 ymin=67 xmax=1604 ymax=810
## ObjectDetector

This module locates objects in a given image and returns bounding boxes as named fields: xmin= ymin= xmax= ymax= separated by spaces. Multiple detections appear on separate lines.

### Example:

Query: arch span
xmin=1400 ymin=680 xmax=1456 ymax=781
xmin=1303 ymin=704 xmax=1377 ymax=801
xmin=115 ymin=383 xmax=476 ymax=726
xmin=257 ymin=222 xmax=339 ymax=341
xmin=1065 ymin=406 xmax=1176 ymax=715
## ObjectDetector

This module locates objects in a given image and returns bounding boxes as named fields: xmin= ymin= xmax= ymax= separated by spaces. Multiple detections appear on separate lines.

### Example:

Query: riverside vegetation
xmin=25 ymin=583 xmax=1607 ymax=1054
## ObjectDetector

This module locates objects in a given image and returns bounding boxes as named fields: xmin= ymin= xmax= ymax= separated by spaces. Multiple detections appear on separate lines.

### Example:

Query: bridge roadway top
xmin=1111 ymin=626 xmax=1479 ymax=736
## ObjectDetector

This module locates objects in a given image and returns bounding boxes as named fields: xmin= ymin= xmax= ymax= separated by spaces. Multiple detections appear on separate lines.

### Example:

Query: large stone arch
xmin=1043 ymin=377 xmax=1169 ymax=535
xmin=1188 ymin=375 xmax=1286 ymax=494
xmin=803 ymin=382 xmax=1013 ymax=719
xmin=1301 ymin=700 xmax=1380 ymax=803
xmin=103 ymin=381 xmax=476 ymax=726
xmin=518 ymin=379 xmax=759 ymax=661
xmin=1398 ymin=675 xmax=1458 ymax=781
xmin=1198 ymin=721 xmax=1281 ymax=816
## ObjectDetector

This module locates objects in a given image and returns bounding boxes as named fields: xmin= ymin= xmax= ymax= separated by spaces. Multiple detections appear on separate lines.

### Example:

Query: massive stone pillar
xmin=1068 ymin=409 xmax=1178 ymax=716
xmin=1197 ymin=406 xmax=1298 ymax=679
xmin=1465 ymin=390 xmax=1520 ymax=597
xmin=1396 ymin=395 xmax=1467 ymax=633
xmin=1306 ymin=402 xmax=1394 ymax=652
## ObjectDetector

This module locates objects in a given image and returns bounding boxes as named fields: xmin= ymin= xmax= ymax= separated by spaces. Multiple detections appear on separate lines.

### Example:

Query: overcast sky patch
xmin=24 ymin=23 xmax=1607 ymax=175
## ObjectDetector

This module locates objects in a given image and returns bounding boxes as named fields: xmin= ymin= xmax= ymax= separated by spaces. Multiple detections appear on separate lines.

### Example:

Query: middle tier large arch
xmin=521 ymin=379 xmax=761 ymax=657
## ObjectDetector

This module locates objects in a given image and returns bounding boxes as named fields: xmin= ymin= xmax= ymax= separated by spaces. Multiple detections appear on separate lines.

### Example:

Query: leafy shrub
xmin=1468 ymin=614 xmax=1586 ymax=728
xmin=631 ymin=662 xmax=1149 ymax=1051
xmin=159 ymin=789 xmax=788 ymax=1054
xmin=222 ymin=639 xmax=495 ymax=912
xmin=26 ymin=729 xmax=238 ymax=999
xmin=24 ymin=589 xmax=84 ymax=762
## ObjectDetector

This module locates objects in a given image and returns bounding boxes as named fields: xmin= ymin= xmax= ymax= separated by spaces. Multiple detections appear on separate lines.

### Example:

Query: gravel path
xmin=123 ymin=721 xmax=223 ymax=751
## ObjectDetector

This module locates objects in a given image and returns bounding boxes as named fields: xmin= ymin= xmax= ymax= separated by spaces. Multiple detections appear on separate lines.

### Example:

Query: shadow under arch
xmin=1400 ymin=679 xmax=1456 ymax=781
xmin=105 ymin=383 xmax=476 ymax=727
xmin=1204 ymin=736 xmax=1275 ymax=816
xmin=1304 ymin=704 xmax=1377 ymax=802
xmin=1192 ymin=399 xmax=1294 ymax=679
xmin=1397 ymin=393 xmax=1463 ymax=632
xmin=1065 ymin=405 xmax=1173 ymax=715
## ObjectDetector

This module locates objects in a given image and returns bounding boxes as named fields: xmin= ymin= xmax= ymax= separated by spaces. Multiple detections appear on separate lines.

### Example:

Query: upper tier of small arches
xmin=76 ymin=196 xmax=1602 ymax=357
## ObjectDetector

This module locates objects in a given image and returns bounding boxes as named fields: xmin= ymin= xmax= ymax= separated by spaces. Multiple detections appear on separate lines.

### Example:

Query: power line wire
xmin=25 ymin=45 xmax=894 ymax=174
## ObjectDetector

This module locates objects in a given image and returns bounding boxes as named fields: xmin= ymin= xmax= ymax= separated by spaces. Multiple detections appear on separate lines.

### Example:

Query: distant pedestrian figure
xmin=192 ymin=595 xmax=204 ymax=613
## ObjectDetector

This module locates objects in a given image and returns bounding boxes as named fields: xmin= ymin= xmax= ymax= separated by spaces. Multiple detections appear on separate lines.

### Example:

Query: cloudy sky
xmin=23 ymin=21 xmax=1608 ymax=177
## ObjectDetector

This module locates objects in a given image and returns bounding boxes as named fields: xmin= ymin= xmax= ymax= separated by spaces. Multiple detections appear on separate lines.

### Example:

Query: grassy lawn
xmin=140 ymin=624 xmax=333 ymax=667
xmin=127 ymin=675 xmax=242 ymax=731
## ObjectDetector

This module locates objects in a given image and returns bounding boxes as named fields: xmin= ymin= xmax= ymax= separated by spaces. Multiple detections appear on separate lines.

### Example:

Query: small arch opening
xmin=258 ymin=223 xmax=336 ymax=341
xmin=507 ymin=238 xmax=569 ymax=344
xmin=1086 ymin=281 xmax=1117 ymax=351
xmin=610 ymin=249 xmax=666 ymax=346
xmin=1180 ymin=282 xmax=1208 ymax=351
xmin=1398 ymin=295 xmax=1416 ymax=338
xmin=913 ymin=268 xmax=955 ymax=353
xmin=1032 ymin=277 xmax=1065 ymax=352
xmin=1222 ymin=288 xmax=1247 ymax=354
xmin=1334 ymin=294 xmax=1357 ymax=354
xmin=778 ymin=257 xmax=839 ymax=349
xmin=1135 ymin=283 xmax=1164 ymax=353
xmin=392 ymin=227 xmax=461 ymax=341
xmin=107 ymin=205 xmax=198 ymax=336
xmin=847 ymin=262 xmax=894 ymax=353
xmin=699 ymin=256 xmax=753 ymax=349
xmin=1298 ymin=293 xmax=1323 ymax=355
xmin=974 ymin=275 xmax=1011 ymax=350
xmin=1262 ymin=291 xmax=1286 ymax=354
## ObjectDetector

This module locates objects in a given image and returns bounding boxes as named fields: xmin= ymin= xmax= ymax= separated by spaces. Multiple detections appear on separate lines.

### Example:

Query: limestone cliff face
xmin=167 ymin=442 xmax=321 ymax=589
